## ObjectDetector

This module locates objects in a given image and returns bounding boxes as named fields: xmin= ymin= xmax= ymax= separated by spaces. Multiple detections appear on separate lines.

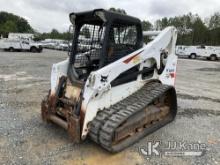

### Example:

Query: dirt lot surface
xmin=0 ymin=49 xmax=219 ymax=165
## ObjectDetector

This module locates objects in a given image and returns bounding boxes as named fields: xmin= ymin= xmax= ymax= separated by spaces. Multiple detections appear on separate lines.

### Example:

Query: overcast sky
xmin=0 ymin=0 xmax=219 ymax=32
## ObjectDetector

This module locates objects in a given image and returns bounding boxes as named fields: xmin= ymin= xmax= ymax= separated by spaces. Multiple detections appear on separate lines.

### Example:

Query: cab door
xmin=197 ymin=45 xmax=206 ymax=56
xmin=21 ymin=41 xmax=30 ymax=50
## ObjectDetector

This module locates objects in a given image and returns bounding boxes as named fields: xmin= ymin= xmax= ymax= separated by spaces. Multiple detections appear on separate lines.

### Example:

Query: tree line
xmin=0 ymin=9 xmax=220 ymax=45
xmin=0 ymin=11 xmax=33 ymax=37
xmin=153 ymin=12 xmax=220 ymax=45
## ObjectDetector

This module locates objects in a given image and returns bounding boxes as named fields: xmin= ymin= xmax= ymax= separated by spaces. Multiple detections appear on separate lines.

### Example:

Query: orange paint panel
xmin=123 ymin=50 xmax=144 ymax=64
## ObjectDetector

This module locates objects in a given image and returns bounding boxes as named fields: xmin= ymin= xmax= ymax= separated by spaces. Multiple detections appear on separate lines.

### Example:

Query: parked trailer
xmin=176 ymin=45 xmax=219 ymax=61
xmin=0 ymin=38 xmax=43 ymax=53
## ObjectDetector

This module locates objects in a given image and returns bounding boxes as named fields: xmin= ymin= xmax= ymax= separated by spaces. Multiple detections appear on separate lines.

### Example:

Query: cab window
xmin=107 ymin=24 xmax=138 ymax=63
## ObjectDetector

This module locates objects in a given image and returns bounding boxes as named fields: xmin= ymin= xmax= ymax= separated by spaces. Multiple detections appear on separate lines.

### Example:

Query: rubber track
xmin=89 ymin=82 xmax=176 ymax=152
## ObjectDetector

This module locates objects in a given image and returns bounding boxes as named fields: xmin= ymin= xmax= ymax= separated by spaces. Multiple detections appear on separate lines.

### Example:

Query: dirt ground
xmin=0 ymin=49 xmax=219 ymax=165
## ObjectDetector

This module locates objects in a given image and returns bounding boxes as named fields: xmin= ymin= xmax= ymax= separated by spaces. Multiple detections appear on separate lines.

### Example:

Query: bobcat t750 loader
xmin=41 ymin=9 xmax=178 ymax=152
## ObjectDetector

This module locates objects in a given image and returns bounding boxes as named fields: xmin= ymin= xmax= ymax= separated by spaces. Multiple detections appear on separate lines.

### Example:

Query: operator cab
xmin=69 ymin=9 xmax=143 ymax=81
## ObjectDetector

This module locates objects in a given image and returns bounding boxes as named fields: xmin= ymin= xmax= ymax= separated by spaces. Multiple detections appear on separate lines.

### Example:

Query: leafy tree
xmin=208 ymin=27 xmax=220 ymax=45
xmin=153 ymin=13 xmax=218 ymax=45
xmin=0 ymin=11 xmax=33 ymax=37
xmin=50 ymin=29 xmax=59 ymax=39
xmin=35 ymin=29 xmax=72 ymax=41
xmin=17 ymin=19 xmax=33 ymax=32
xmin=161 ymin=17 xmax=169 ymax=29
xmin=191 ymin=17 xmax=209 ymax=45
xmin=154 ymin=20 xmax=162 ymax=30
xmin=209 ymin=12 xmax=220 ymax=29
xmin=142 ymin=20 xmax=153 ymax=31
xmin=2 ymin=20 xmax=17 ymax=33
xmin=142 ymin=20 xmax=153 ymax=43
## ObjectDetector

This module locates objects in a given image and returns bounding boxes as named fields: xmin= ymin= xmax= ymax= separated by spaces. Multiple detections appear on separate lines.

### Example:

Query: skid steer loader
xmin=41 ymin=9 xmax=178 ymax=152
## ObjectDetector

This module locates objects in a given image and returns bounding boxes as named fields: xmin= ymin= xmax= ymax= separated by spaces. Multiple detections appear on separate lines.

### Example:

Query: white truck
xmin=176 ymin=45 xmax=219 ymax=61
xmin=175 ymin=45 xmax=188 ymax=56
xmin=8 ymin=33 xmax=34 ymax=40
xmin=41 ymin=39 xmax=69 ymax=51
xmin=0 ymin=38 xmax=43 ymax=53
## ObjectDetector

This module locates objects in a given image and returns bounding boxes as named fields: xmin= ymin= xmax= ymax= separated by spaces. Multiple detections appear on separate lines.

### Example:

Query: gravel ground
xmin=0 ymin=49 xmax=219 ymax=165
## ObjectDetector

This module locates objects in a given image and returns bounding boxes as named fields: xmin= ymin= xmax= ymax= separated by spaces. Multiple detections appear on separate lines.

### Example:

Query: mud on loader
xmin=41 ymin=9 xmax=178 ymax=152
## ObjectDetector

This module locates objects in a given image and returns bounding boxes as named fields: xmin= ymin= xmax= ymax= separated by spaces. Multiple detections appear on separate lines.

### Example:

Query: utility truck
xmin=176 ymin=45 xmax=219 ymax=61
xmin=0 ymin=38 xmax=43 ymax=52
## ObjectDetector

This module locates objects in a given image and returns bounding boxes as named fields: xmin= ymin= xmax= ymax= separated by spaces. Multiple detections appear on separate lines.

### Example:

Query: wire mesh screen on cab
xmin=74 ymin=24 xmax=104 ymax=68
xmin=107 ymin=25 xmax=137 ymax=63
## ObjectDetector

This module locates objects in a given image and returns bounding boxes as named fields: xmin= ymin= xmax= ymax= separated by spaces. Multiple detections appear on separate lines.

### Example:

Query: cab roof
xmin=69 ymin=9 xmax=141 ymax=25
